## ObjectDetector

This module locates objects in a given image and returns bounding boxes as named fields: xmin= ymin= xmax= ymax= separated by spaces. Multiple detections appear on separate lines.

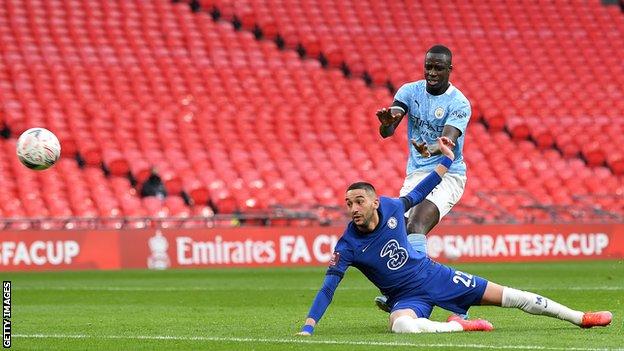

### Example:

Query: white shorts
xmin=399 ymin=171 xmax=467 ymax=219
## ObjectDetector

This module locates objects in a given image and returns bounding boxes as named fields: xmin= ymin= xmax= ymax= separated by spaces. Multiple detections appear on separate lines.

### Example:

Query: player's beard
xmin=354 ymin=209 xmax=374 ymax=232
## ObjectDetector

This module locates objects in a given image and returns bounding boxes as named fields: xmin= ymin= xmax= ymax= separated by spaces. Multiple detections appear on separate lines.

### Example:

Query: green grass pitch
xmin=5 ymin=260 xmax=623 ymax=350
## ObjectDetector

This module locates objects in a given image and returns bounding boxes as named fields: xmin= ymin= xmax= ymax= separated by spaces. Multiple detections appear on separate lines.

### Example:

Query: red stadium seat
xmin=534 ymin=131 xmax=555 ymax=150
xmin=483 ymin=113 xmax=506 ymax=132
xmin=508 ymin=122 xmax=530 ymax=141
xmin=608 ymin=157 xmax=624 ymax=176
xmin=582 ymin=145 xmax=607 ymax=168
xmin=103 ymin=151 xmax=130 ymax=176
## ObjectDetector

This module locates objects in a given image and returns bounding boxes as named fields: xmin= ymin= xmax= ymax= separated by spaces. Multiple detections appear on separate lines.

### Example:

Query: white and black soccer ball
xmin=16 ymin=128 xmax=61 ymax=170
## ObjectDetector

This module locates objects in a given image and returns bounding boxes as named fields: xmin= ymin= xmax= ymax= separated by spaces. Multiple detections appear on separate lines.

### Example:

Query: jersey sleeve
xmin=445 ymin=100 xmax=471 ymax=135
xmin=326 ymin=237 xmax=353 ymax=279
xmin=306 ymin=236 xmax=352 ymax=323
xmin=306 ymin=274 xmax=341 ymax=322
xmin=392 ymin=83 xmax=411 ymax=114
xmin=384 ymin=197 xmax=408 ymax=212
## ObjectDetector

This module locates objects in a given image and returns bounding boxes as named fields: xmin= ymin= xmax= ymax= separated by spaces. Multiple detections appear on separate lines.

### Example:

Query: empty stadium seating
xmin=0 ymin=0 xmax=622 ymax=226
xmin=202 ymin=0 xmax=624 ymax=173
xmin=195 ymin=0 xmax=624 ymax=220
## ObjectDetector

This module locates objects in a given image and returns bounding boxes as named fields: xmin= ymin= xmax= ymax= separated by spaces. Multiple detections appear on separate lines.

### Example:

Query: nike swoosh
xmin=362 ymin=244 xmax=372 ymax=252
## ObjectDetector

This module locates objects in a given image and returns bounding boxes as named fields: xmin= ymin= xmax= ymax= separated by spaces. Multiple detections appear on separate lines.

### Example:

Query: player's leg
xmin=389 ymin=309 xmax=492 ymax=333
xmin=398 ymin=172 xmax=438 ymax=255
xmin=480 ymin=282 xmax=612 ymax=328
xmin=406 ymin=199 xmax=439 ymax=254
xmin=404 ymin=172 xmax=466 ymax=257
xmin=391 ymin=297 xmax=490 ymax=332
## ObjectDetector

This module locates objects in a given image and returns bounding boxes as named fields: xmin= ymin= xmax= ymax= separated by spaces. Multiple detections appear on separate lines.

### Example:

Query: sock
xmin=501 ymin=287 xmax=583 ymax=325
xmin=407 ymin=233 xmax=427 ymax=254
xmin=392 ymin=316 xmax=463 ymax=333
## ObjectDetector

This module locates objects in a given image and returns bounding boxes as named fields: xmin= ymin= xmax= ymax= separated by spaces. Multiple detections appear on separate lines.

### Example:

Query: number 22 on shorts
xmin=452 ymin=270 xmax=476 ymax=288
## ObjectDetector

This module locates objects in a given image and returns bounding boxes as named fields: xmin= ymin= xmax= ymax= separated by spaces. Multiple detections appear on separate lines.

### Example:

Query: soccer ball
xmin=16 ymin=128 xmax=61 ymax=170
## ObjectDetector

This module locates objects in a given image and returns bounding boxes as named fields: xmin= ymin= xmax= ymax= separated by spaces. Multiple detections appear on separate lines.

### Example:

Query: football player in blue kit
xmin=297 ymin=137 xmax=612 ymax=335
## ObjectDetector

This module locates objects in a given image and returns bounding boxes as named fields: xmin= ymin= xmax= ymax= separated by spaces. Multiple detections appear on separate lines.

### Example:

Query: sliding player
xmin=297 ymin=138 xmax=612 ymax=335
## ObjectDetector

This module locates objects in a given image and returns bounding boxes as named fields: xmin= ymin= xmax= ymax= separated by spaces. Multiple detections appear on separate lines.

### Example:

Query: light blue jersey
xmin=394 ymin=80 xmax=471 ymax=175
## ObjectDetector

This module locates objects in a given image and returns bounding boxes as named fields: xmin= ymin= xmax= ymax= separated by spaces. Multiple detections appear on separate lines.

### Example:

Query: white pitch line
xmin=13 ymin=333 xmax=623 ymax=351
xmin=14 ymin=286 xmax=329 ymax=291
xmin=13 ymin=286 xmax=624 ymax=292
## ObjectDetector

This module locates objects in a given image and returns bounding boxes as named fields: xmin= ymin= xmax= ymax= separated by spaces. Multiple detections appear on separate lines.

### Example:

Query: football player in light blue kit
xmin=378 ymin=44 xmax=470 ymax=257
xmin=375 ymin=45 xmax=470 ymax=313
xmin=297 ymin=138 xmax=612 ymax=335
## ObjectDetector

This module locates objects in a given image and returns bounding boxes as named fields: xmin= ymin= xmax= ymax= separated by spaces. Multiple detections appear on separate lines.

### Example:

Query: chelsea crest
xmin=387 ymin=217 xmax=398 ymax=229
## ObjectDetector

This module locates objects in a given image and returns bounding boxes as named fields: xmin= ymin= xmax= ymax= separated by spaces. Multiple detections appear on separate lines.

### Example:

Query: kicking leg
xmin=481 ymin=282 xmax=612 ymax=328
xmin=406 ymin=199 xmax=439 ymax=255
xmin=389 ymin=309 xmax=492 ymax=333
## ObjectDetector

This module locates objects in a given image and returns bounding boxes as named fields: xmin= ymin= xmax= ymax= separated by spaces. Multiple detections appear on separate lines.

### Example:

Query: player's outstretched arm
xmin=401 ymin=137 xmax=455 ymax=210
xmin=434 ymin=136 xmax=455 ymax=175
xmin=296 ymin=274 xmax=342 ymax=336
xmin=377 ymin=106 xmax=405 ymax=138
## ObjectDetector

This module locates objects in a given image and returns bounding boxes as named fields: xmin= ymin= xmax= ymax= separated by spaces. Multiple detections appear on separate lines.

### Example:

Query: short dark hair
xmin=427 ymin=45 xmax=452 ymax=63
xmin=346 ymin=182 xmax=376 ymax=195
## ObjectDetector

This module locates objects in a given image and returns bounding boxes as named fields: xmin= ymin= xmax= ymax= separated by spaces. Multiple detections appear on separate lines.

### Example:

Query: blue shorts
xmin=391 ymin=262 xmax=488 ymax=318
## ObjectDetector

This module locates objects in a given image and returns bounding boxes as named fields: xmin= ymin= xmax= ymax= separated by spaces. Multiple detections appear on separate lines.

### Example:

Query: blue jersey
xmin=393 ymin=80 xmax=471 ymax=175
xmin=304 ymin=169 xmax=447 ymax=323
xmin=302 ymin=165 xmax=488 ymax=325
xmin=328 ymin=196 xmax=433 ymax=301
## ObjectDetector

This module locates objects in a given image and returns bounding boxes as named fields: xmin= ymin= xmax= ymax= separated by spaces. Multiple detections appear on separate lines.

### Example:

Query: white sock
xmin=392 ymin=315 xmax=463 ymax=333
xmin=501 ymin=287 xmax=583 ymax=325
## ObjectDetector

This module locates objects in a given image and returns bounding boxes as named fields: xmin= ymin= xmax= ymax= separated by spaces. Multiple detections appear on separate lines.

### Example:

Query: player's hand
xmin=376 ymin=107 xmax=403 ymax=127
xmin=437 ymin=136 xmax=456 ymax=160
xmin=411 ymin=139 xmax=432 ymax=158
xmin=296 ymin=331 xmax=312 ymax=336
